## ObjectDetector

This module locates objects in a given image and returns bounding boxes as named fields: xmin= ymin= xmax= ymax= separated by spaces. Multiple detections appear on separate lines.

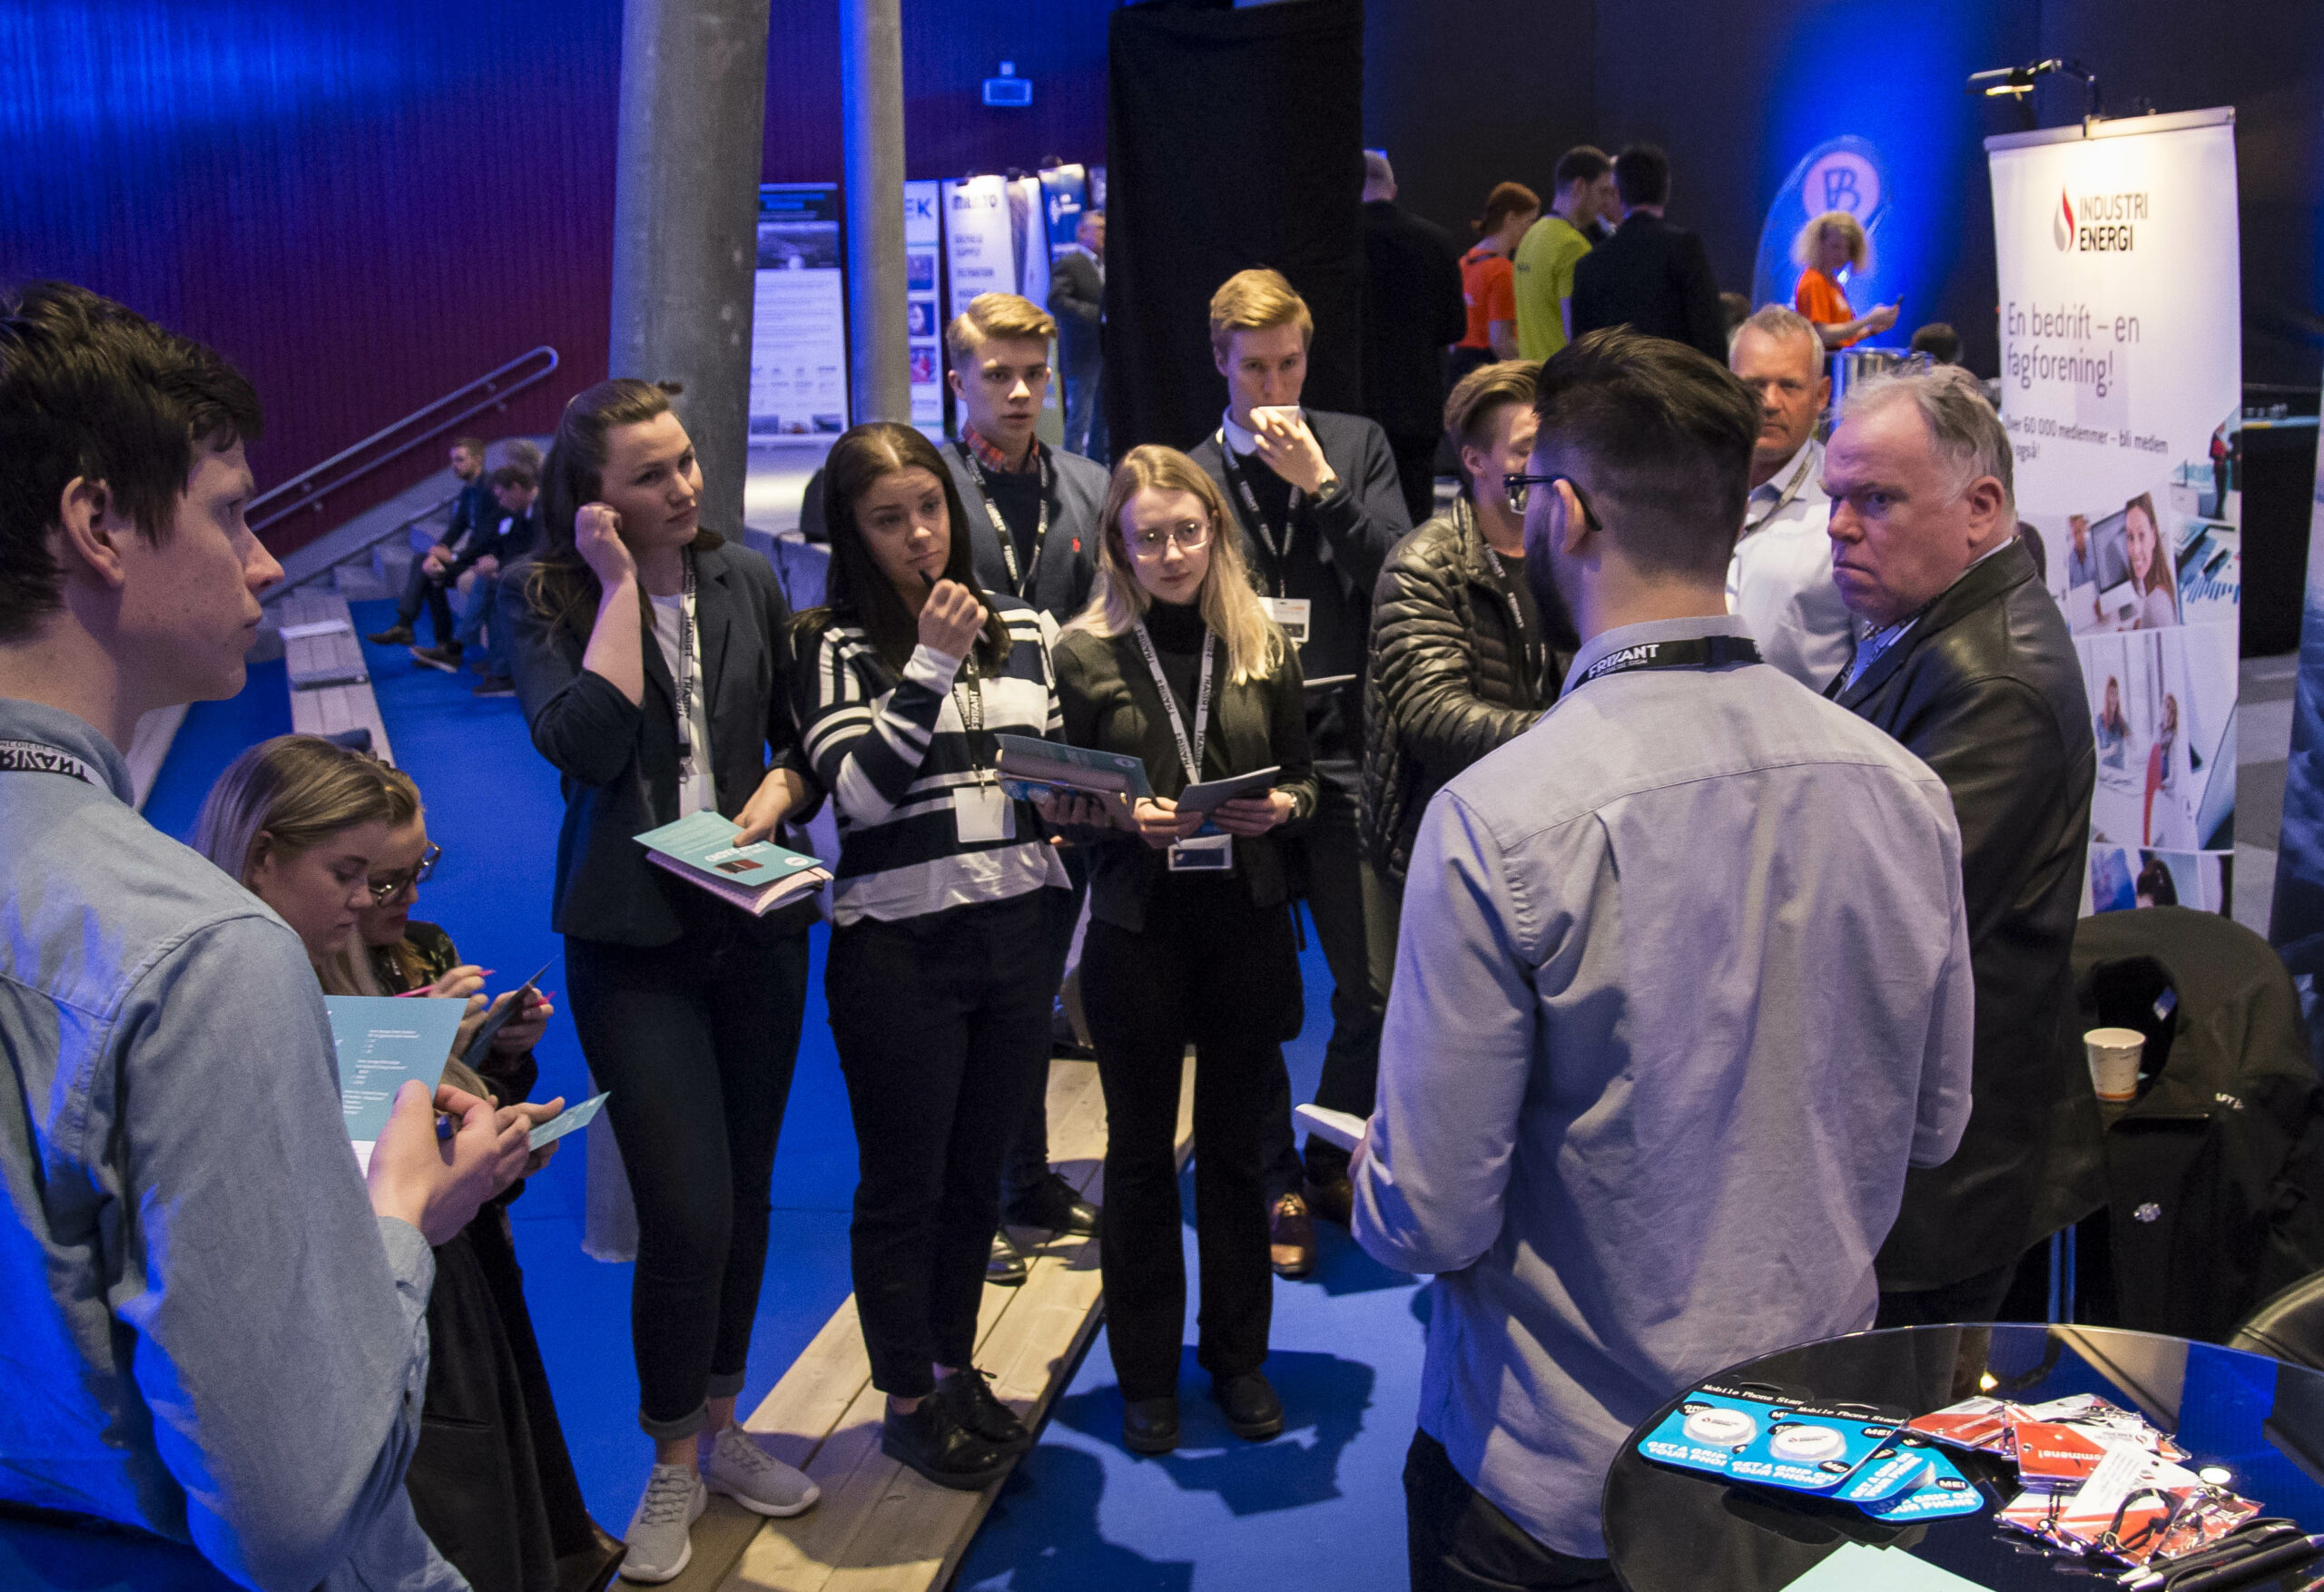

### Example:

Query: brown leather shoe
xmin=1269 ymin=1192 xmax=1315 ymax=1278
xmin=1304 ymin=1172 xmax=1354 ymax=1229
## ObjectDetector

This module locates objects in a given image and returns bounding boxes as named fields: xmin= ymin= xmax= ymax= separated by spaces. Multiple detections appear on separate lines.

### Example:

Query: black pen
xmin=921 ymin=569 xmax=937 ymax=589
xmin=2122 ymin=1523 xmax=2304 ymax=1589
xmin=2169 ymin=1536 xmax=2324 ymax=1592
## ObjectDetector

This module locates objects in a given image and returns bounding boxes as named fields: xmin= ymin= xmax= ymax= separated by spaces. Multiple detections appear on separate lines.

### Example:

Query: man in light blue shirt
xmin=1351 ymin=329 xmax=1974 ymax=1587
xmin=0 ymin=283 xmax=527 ymax=1590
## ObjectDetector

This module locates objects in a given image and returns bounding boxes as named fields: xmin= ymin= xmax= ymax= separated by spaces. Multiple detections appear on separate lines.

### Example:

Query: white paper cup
xmin=2084 ymin=1027 xmax=2144 ymax=1102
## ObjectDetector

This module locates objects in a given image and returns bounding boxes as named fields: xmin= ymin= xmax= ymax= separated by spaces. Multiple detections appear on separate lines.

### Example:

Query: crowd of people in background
xmin=0 ymin=120 xmax=2094 ymax=1592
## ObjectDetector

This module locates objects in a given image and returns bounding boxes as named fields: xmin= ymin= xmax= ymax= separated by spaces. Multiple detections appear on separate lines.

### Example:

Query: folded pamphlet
xmin=635 ymin=811 xmax=829 ymax=917
xmin=529 ymin=1091 xmax=609 ymax=1151
xmin=1177 ymin=765 xmax=1280 ymax=813
xmin=994 ymin=732 xmax=1153 ymax=799
xmin=326 ymin=994 xmax=467 ymax=1174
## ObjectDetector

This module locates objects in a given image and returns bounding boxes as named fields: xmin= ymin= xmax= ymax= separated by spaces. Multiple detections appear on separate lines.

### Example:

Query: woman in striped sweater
xmin=793 ymin=421 xmax=1075 ymax=1490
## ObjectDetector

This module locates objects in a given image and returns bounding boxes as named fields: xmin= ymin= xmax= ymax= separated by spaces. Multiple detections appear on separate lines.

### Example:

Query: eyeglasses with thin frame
xmin=1126 ymin=519 xmax=1214 ymax=561
xmin=1503 ymin=472 xmax=1604 ymax=531
xmin=369 ymin=842 xmax=442 ymax=904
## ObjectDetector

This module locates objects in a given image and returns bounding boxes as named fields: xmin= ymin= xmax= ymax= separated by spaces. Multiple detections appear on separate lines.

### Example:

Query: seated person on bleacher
xmin=369 ymin=434 xmax=497 ymax=653
xmin=411 ymin=463 xmax=539 ymax=696
xmin=192 ymin=734 xmax=619 ymax=1592
xmin=0 ymin=282 xmax=525 ymax=1591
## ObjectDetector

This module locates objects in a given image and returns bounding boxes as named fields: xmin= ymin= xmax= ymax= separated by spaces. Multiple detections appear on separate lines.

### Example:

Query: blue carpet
xmin=146 ymin=601 xmax=1425 ymax=1583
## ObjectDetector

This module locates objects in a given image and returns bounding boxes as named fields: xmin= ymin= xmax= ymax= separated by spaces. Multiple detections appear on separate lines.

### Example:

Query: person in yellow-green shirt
xmin=1512 ymin=146 xmax=1615 ymax=361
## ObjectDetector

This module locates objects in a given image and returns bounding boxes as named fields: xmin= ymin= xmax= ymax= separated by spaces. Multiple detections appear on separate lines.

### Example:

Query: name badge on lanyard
xmin=950 ymin=657 xmax=1015 ymax=844
xmin=1257 ymin=595 xmax=1311 ymax=643
xmin=1167 ymin=832 xmax=1234 ymax=871
xmin=1132 ymin=620 xmax=1236 ymax=876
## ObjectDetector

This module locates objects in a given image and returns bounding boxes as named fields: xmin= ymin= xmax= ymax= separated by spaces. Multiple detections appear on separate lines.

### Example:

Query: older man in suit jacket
xmin=1569 ymin=145 xmax=1727 ymax=364
xmin=1823 ymin=364 xmax=2096 ymax=1326
xmin=1048 ymin=211 xmax=1108 ymax=462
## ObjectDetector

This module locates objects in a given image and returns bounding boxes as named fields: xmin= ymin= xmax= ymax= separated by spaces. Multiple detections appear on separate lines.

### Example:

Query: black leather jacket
xmin=1830 ymin=541 xmax=2097 ymax=1292
xmin=1359 ymin=501 xmax=1571 ymax=884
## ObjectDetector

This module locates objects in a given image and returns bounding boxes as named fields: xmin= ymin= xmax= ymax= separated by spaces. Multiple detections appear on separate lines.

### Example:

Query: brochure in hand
xmin=994 ymin=732 xmax=1153 ymax=800
xmin=1176 ymin=765 xmax=1279 ymax=814
xmin=326 ymin=994 xmax=467 ymax=1173
xmin=528 ymin=1090 xmax=609 ymax=1151
xmin=635 ymin=811 xmax=829 ymax=917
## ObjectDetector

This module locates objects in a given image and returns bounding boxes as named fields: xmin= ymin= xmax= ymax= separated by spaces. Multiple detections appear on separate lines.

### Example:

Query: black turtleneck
xmin=1140 ymin=598 xmax=1209 ymax=733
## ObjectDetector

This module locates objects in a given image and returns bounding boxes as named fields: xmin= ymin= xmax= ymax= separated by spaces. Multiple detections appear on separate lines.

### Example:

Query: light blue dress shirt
xmin=1352 ymin=614 xmax=1974 ymax=1558
xmin=0 ymin=698 xmax=462 ymax=1591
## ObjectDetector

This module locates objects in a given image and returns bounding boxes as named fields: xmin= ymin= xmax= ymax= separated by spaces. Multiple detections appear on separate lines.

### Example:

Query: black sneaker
xmin=881 ymin=1397 xmax=1010 ymax=1491
xmin=365 ymin=623 xmax=415 ymax=645
xmin=1211 ymin=1371 xmax=1284 ymax=1441
xmin=935 ymin=1367 xmax=1032 ymax=1456
xmin=1005 ymin=1170 xmax=1098 ymax=1237
xmin=471 ymin=673 xmax=516 ymax=697
xmin=986 ymin=1229 xmax=1028 ymax=1287
xmin=409 ymin=643 xmax=462 ymax=673
xmin=1122 ymin=1395 xmax=1179 ymax=1455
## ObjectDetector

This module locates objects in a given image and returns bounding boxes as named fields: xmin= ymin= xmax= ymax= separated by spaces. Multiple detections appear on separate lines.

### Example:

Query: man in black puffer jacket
xmin=1361 ymin=361 xmax=1576 ymax=949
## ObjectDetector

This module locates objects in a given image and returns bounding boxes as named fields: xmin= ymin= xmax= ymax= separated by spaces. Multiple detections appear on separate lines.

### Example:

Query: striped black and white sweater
xmin=794 ymin=596 xmax=1068 ymax=926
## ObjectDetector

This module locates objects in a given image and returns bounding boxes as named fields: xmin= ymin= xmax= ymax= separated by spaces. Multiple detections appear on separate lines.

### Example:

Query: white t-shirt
xmin=648 ymin=591 xmax=717 ymax=818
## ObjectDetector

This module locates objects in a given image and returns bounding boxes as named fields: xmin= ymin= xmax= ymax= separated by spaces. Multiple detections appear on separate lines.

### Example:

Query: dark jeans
xmin=564 ymin=914 xmax=810 ymax=1440
xmin=396 ymin=552 xmax=457 ymax=644
xmin=1082 ymin=875 xmax=1295 ymax=1400
xmin=1876 ymin=1256 xmax=2022 ymax=1328
xmin=1387 ymin=429 xmax=1441 ymax=529
xmin=1405 ymin=1429 xmax=1619 ymax=1592
xmin=1002 ymin=848 xmax=1088 ymax=1208
xmin=1264 ymin=772 xmax=1384 ymax=1194
xmin=1063 ymin=368 xmax=1108 ymax=463
xmin=827 ymin=889 xmax=1058 ymax=1396
xmin=455 ymin=575 xmax=514 ymax=676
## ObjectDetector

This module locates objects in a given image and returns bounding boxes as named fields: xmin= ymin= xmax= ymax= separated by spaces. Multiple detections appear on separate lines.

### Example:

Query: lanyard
xmin=1572 ymin=634 xmax=1760 ymax=689
xmin=1130 ymin=619 xmax=1217 ymax=786
xmin=0 ymin=738 xmax=97 ymax=784
xmin=1469 ymin=500 xmax=1547 ymax=698
xmin=670 ymin=551 xmax=701 ymax=762
xmin=950 ymin=652 xmax=994 ymax=783
xmin=1216 ymin=431 xmax=1303 ymax=595
xmin=1742 ymin=447 xmax=1817 ymax=538
xmin=957 ymin=442 xmax=1050 ymax=598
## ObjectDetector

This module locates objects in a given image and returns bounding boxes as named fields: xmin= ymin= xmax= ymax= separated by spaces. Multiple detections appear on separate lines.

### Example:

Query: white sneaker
xmin=702 ymin=1424 xmax=822 ymax=1518
xmin=620 ymin=1464 xmax=705 ymax=1584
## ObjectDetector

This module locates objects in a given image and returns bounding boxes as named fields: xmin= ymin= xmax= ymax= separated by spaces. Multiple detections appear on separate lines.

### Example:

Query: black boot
xmin=881 ymin=1397 xmax=1010 ymax=1491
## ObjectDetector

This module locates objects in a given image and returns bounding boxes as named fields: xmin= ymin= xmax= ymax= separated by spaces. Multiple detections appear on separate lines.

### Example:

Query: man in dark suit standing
xmin=1188 ymin=269 xmax=1412 ymax=1279
xmin=1569 ymin=145 xmax=1728 ymax=363
xmin=1048 ymin=211 xmax=1108 ymax=463
xmin=1358 ymin=151 xmax=1468 ymax=527
xmin=1822 ymin=364 xmax=2096 ymax=1326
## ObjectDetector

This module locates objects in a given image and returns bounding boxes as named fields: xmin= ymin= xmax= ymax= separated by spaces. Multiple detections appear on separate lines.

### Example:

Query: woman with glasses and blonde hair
xmin=1054 ymin=444 xmax=1318 ymax=1455
xmin=192 ymin=737 xmax=615 ymax=1592
xmin=1791 ymin=210 xmax=1898 ymax=349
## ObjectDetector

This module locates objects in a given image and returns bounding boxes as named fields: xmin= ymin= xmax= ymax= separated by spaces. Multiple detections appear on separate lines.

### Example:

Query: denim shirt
xmin=0 ymin=699 xmax=461 ymax=1591
xmin=1352 ymin=616 xmax=1974 ymax=1558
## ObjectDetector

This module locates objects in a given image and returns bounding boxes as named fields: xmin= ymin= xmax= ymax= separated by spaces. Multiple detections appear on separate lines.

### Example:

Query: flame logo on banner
xmin=2054 ymin=189 xmax=2075 ymax=251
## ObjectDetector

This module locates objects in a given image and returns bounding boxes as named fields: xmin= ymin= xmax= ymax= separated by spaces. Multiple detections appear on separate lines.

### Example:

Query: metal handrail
xmin=250 ymin=345 xmax=559 ymax=535
xmin=271 ymin=488 xmax=462 ymax=599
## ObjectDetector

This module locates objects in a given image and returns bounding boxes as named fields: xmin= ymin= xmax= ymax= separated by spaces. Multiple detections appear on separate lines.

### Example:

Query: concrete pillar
xmin=608 ymin=0 xmax=771 ymax=536
xmin=841 ymin=0 xmax=909 ymax=422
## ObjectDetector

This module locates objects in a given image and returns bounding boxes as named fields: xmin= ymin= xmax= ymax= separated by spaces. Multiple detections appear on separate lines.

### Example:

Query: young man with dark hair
xmin=1353 ymin=329 xmax=1973 ymax=1588
xmin=367 ymin=434 xmax=495 ymax=648
xmin=1188 ymin=269 xmax=1413 ymax=1275
xmin=0 ymin=281 xmax=532 ymax=1588
xmin=1569 ymin=144 xmax=1728 ymax=363
xmin=1512 ymin=145 xmax=1615 ymax=362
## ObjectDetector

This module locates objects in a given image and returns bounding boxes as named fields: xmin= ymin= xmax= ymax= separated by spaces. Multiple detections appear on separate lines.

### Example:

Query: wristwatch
xmin=1314 ymin=473 xmax=1341 ymax=498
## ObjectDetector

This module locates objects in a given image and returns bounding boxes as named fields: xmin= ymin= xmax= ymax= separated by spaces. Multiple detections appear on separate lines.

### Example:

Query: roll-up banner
xmin=2271 ymin=378 xmax=2324 ymax=1053
xmin=1040 ymin=164 xmax=1089 ymax=261
xmin=941 ymin=174 xmax=1016 ymax=327
xmin=1987 ymin=109 xmax=2242 ymax=916
xmin=748 ymin=184 xmax=849 ymax=436
xmin=903 ymin=179 xmax=945 ymax=437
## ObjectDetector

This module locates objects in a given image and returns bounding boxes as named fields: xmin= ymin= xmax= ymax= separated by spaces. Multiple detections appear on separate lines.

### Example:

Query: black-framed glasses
xmin=369 ymin=842 xmax=442 ymax=903
xmin=1503 ymin=472 xmax=1603 ymax=530
xmin=1126 ymin=519 xmax=1214 ymax=560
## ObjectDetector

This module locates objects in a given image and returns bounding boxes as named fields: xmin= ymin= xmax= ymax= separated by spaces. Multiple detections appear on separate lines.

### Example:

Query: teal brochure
xmin=993 ymin=732 xmax=1154 ymax=799
xmin=529 ymin=1091 xmax=609 ymax=1151
xmin=635 ymin=810 xmax=823 ymax=887
xmin=326 ymin=995 xmax=465 ymax=1164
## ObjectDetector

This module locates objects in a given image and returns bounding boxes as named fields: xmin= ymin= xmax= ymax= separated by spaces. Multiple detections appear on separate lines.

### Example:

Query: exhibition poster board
xmin=941 ymin=175 xmax=1016 ymax=328
xmin=903 ymin=179 xmax=945 ymax=436
xmin=1010 ymin=175 xmax=1050 ymax=313
xmin=1040 ymin=164 xmax=1089 ymax=260
xmin=2270 ymin=381 xmax=2324 ymax=1053
xmin=1987 ymin=109 xmax=2242 ymax=915
xmin=748 ymin=184 xmax=848 ymax=436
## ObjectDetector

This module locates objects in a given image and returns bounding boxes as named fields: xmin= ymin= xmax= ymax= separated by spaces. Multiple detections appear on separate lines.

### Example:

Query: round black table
xmin=1604 ymin=1324 xmax=2324 ymax=1591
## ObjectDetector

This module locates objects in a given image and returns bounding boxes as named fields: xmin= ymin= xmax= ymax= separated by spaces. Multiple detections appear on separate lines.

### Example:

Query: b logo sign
xmin=1802 ymin=150 xmax=1880 ymax=219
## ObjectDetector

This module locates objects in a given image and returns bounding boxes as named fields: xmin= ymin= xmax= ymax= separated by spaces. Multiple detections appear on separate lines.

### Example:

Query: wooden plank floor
xmin=281 ymin=590 xmax=396 ymax=765
xmin=644 ymin=1052 xmax=1192 ymax=1592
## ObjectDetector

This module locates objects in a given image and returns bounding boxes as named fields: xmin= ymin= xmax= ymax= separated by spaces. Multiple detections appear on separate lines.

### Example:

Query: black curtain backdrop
xmin=1106 ymin=0 xmax=1366 ymax=455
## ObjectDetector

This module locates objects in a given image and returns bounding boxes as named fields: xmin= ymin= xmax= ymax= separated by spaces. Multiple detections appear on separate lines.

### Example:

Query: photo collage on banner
xmin=747 ymin=184 xmax=848 ymax=436
xmin=902 ymin=179 xmax=944 ymax=437
xmin=1986 ymin=110 xmax=2242 ymax=916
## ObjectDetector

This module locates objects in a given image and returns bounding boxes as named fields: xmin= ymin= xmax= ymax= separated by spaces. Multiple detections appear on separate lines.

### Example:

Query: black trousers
xmin=1082 ymin=874 xmax=1297 ymax=1400
xmin=1002 ymin=846 xmax=1089 ymax=1206
xmin=1387 ymin=429 xmax=1442 ymax=528
xmin=563 ymin=912 xmax=809 ymax=1440
xmin=1876 ymin=1256 xmax=2021 ymax=1328
xmin=396 ymin=553 xmax=458 ymax=644
xmin=1405 ymin=1430 xmax=1620 ymax=1592
xmin=1262 ymin=771 xmax=1385 ymax=1194
xmin=827 ymin=889 xmax=1058 ymax=1396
